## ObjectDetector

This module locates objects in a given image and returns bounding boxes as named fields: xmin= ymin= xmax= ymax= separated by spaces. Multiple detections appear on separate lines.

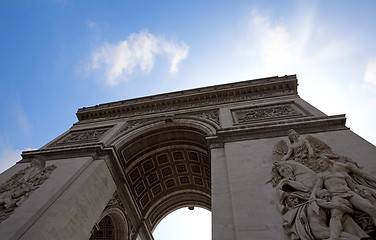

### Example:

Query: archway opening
xmin=111 ymin=119 xmax=217 ymax=238
xmin=89 ymin=215 xmax=115 ymax=240
xmin=153 ymin=207 xmax=211 ymax=240
xmin=115 ymin=122 xmax=213 ymax=229
xmin=89 ymin=210 xmax=128 ymax=240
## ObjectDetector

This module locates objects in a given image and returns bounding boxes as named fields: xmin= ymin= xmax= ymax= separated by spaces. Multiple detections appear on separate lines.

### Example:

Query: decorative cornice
xmin=20 ymin=143 xmax=107 ymax=162
xmin=76 ymin=75 xmax=297 ymax=121
xmin=207 ymin=115 xmax=348 ymax=145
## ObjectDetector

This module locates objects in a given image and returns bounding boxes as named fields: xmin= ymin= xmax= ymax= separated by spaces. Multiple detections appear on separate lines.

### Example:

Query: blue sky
xmin=1 ymin=0 xmax=376 ymax=239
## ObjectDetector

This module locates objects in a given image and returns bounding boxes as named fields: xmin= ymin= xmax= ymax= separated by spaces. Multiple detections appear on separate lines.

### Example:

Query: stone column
xmin=211 ymin=146 xmax=236 ymax=240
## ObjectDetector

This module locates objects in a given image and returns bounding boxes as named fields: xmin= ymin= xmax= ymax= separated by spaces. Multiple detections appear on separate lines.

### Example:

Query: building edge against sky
xmin=0 ymin=75 xmax=376 ymax=239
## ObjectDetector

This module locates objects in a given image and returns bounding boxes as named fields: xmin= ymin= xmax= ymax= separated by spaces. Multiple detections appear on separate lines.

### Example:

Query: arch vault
xmin=1 ymin=75 xmax=376 ymax=239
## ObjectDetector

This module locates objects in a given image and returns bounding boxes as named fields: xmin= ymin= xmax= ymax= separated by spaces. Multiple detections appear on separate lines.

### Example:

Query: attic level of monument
xmin=76 ymin=75 xmax=297 ymax=121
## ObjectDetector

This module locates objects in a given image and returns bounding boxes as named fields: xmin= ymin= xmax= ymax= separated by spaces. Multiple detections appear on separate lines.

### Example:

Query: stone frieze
xmin=233 ymin=102 xmax=306 ymax=125
xmin=77 ymin=89 xmax=295 ymax=122
xmin=52 ymin=126 xmax=113 ymax=146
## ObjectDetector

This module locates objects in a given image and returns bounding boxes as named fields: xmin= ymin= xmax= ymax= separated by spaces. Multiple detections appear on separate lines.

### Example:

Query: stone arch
xmin=90 ymin=207 xmax=129 ymax=240
xmin=148 ymin=191 xmax=211 ymax=231
xmin=110 ymin=116 xmax=218 ymax=231
xmin=109 ymin=115 xmax=219 ymax=148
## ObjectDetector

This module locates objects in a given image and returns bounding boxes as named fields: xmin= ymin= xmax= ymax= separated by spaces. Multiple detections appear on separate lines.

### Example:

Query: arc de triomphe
xmin=1 ymin=75 xmax=376 ymax=240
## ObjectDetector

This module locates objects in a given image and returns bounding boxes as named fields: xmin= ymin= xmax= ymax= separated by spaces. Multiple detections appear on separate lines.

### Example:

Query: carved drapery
xmin=270 ymin=130 xmax=376 ymax=239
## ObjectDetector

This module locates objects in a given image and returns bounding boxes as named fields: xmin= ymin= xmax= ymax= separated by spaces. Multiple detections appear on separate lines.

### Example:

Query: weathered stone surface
xmin=0 ymin=157 xmax=56 ymax=223
xmin=270 ymin=130 xmax=376 ymax=239
xmin=19 ymin=159 xmax=116 ymax=240
xmin=1 ymin=75 xmax=375 ymax=240
xmin=0 ymin=157 xmax=93 ymax=239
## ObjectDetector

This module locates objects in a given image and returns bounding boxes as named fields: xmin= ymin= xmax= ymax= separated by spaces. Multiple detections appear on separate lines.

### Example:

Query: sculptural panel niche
xmin=270 ymin=129 xmax=376 ymax=239
xmin=0 ymin=157 xmax=56 ymax=223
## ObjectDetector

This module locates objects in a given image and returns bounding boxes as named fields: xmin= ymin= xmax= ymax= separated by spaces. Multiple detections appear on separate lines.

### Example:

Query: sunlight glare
xmin=153 ymin=207 xmax=211 ymax=240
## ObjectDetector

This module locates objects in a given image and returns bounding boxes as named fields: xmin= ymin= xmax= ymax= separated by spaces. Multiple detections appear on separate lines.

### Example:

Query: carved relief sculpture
xmin=0 ymin=156 xmax=56 ymax=223
xmin=106 ymin=192 xmax=126 ymax=213
xmin=270 ymin=129 xmax=376 ymax=239
xmin=53 ymin=126 xmax=113 ymax=146
xmin=238 ymin=105 xmax=300 ymax=123
xmin=199 ymin=110 xmax=220 ymax=125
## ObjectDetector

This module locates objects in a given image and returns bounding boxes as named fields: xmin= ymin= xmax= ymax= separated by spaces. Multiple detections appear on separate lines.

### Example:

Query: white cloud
xmin=249 ymin=9 xmax=299 ymax=75
xmin=161 ymin=41 xmax=189 ymax=74
xmin=12 ymin=104 xmax=30 ymax=133
xmin=88 ymin=29 xmax=189 ymax=85
xmin=0 ymin=148 xmax=22 ymax=174
xmin=364 ymin=59 xmax=376 ymax=88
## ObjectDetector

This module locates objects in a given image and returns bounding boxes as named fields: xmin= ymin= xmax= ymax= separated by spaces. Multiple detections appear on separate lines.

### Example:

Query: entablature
xmin=207 ymin=114 xmax=348 ymax=148
xmin=76 ymin=75 xmax=297 ymax=122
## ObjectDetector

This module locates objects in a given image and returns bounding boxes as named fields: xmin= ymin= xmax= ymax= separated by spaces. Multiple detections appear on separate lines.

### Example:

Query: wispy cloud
xmin=161 ymin=41 xmax=189 ymax=74
xmin=248 ymin=9 xmax=299 ymax=75
xmin=11 ymin=103 xmax=30 ymax=133
xmin=0 ymin=146 xmax=37 ymax=174
xmin=364 ymin=59 xmax=376 ymax=89
xmin=0 ymin=148 xmax=22 ymax=174
xmin=87 ymin=29 xmax=189 ymax=85
xmin=87 ymin=20 xmax=97 ymax=30
xmin=245 ymin=8 xmax=376 ymax=145
xmin=247 ymin=9 xmax=352 ymax=76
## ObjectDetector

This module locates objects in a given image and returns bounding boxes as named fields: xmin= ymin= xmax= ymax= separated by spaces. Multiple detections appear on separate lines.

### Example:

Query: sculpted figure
xmin=280 ymin=129 xmax=315 ymax=163
xmin=276 ymin=160 xmax=317 ymax=192
xmin=0 ymin=156 xmax=56 ymax=222
xmin=329 ymin=159 xmax=376 ymax=188
xmin=311 ymin=156 xmax=376 ymax=240
xmin=273 ymin=129 xmax=334 ymax=172
xmin=271 ymin=130 xmax=376 ymax=239
xmin=285 ymin=193 xmax=304 ymax=209
xmin=355 ymin=185 xmax=376 ymax=206
xmin=307 ymin=189 xmax=368 ymax=240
